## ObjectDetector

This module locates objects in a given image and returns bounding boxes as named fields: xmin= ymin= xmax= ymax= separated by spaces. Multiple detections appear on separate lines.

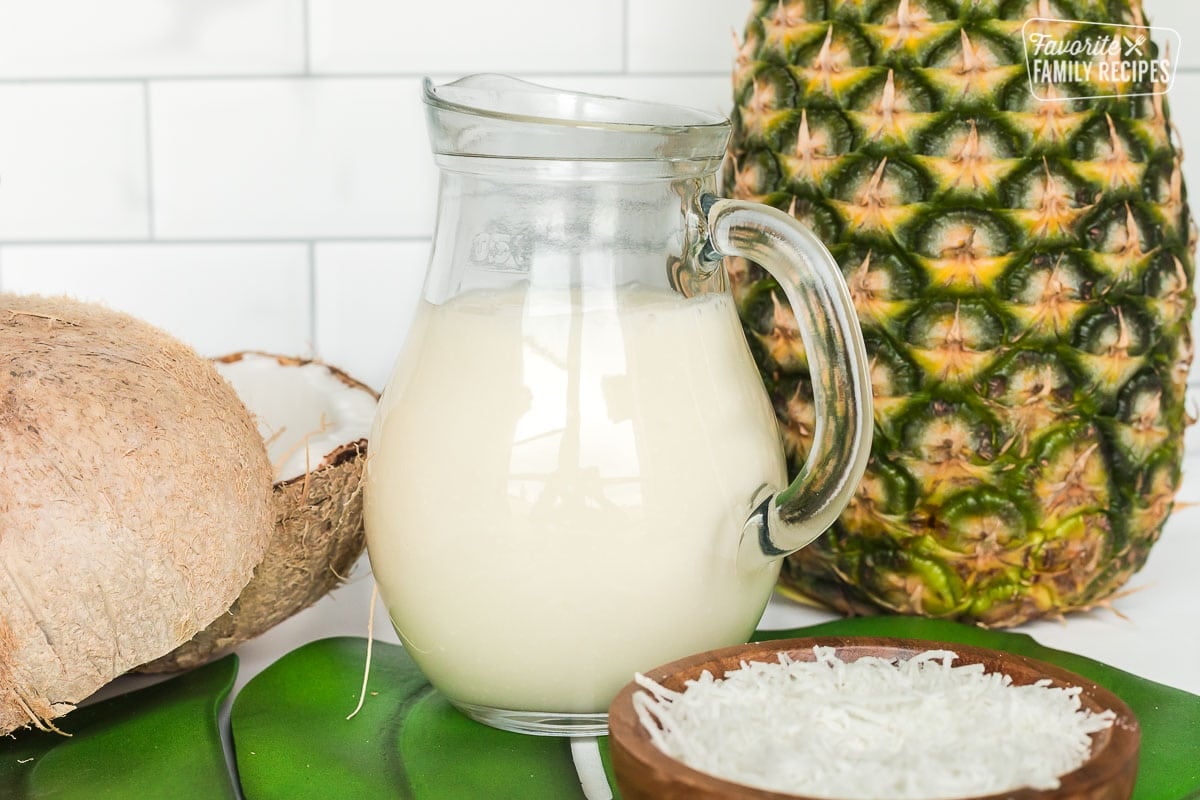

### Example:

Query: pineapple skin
xmin=727 ymin=0 xmax=1195 ymax=626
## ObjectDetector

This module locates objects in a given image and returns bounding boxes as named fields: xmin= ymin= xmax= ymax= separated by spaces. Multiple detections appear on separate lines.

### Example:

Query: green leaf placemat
xmin=0 ymin=655 xmax=239 ymax=800
xmin=231 ymin=637 xmax=585 ymax=800
xmin=231 ymin=620 xmax=1200 ymax=800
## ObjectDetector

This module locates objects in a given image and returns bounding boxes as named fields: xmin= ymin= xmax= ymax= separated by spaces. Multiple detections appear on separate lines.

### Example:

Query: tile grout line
xmin=308 ymin=241 xmax=318 ymax=355
xmin=142 ymin=80 xmax=156 ymax=239
xmin=0 ymin=69 xmax=734 ymax=85
xmin=0 ymin=236 xmax=433 ymax=246
xmin=0 ymin=67 xmax=1195 ymax=86
xmin=301 ymin=0 xmax=313 ymax=75
xmin=622 ymin=0 xmax=631 ymax=74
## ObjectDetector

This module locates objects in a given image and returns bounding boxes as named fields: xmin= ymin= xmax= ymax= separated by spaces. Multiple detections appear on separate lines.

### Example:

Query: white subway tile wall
xmin=0 ymin=0 xmax=1197 ymax=387
xmin=150 ymin=78 xmax=433 ymax=239
xmin=0 ymin=84 xmax=149 ymax=240
xmin=1 ymin=244 xmax=312 ymax=354
xmin=313 ymin=241 xmax=428 ymax=391
xmin=308 ymin=0 xmax=625 ymax=74
xmin=0 ymin=1 xmax=306 ymax=78
xmin=626 ymin=0 xmax=751 ymax=72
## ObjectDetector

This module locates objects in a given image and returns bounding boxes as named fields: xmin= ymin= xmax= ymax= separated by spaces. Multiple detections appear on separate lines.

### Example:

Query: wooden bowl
xmin=608 ymin=636 xmax=1140 ymax=800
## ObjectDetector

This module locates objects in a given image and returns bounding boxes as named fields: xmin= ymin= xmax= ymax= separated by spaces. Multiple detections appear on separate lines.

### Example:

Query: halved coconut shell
xmin=0 ymin=297 xmax=275 ymax=733
xmin=138 ymin=352 xmax=379 ymax=672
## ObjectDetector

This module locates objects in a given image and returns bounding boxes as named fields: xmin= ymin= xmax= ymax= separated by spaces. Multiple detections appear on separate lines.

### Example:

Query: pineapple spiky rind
xmin=729 ymin=0 xmax=1195 ymax=626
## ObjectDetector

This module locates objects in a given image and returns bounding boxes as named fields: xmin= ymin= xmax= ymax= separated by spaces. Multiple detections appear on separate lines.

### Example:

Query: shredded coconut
xmin=633 ymin=648 xmax=1115 ymax=799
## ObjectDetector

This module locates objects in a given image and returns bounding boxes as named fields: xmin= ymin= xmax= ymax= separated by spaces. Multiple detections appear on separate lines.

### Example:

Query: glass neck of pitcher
xmin=420 ymin=75 xmax=733 ymax=302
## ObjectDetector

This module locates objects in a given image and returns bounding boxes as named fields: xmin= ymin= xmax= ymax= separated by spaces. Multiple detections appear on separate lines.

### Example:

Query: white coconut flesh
xmin=215 ymin=353 xmax=377 ymax=483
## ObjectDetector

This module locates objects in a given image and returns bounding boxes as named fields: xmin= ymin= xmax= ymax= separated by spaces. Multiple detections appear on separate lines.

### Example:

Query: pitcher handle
xmin=702 ymin=194 xmax=873 ymax=563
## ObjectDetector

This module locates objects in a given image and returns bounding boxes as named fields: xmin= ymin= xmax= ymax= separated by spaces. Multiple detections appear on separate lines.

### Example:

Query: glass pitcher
xmin=363 ymin=74 xmax=872 ymax=737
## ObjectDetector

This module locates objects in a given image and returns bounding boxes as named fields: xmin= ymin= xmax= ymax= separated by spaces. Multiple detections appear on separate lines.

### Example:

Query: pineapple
xmin=727 ymin=0 xmax=1195 ymax=626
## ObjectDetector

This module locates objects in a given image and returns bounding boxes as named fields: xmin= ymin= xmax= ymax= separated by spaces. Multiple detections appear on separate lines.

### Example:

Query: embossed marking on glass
xmin=363 ymin=75 xmax=872 ymax=737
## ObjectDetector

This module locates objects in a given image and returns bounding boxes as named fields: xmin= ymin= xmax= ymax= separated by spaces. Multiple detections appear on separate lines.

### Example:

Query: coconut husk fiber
xmin=0 ymin=296 xmax=274 ymax=734
xmin=138 ymin=355 xmax=375 ymax=672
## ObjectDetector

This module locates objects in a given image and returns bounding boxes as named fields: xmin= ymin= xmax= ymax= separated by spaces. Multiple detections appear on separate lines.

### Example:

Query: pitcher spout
xmin=423 ymin=74 xmax=729 ymax=174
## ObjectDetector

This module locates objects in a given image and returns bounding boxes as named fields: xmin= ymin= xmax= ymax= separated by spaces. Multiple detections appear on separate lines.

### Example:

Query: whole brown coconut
xmin=139 ymin=353 xmax=377 ymax=672
xmin=0 ymin=296 xmax=274 ymax=734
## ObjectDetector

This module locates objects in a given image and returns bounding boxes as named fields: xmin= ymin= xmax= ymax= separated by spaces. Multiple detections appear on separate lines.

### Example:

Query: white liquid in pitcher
xmin=364 ymin=284 xmax=786 ymax=714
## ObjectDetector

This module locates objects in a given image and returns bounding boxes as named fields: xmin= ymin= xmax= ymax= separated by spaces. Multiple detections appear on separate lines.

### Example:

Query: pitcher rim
xmin=423 ymin=74 xmax=730 ymax=136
